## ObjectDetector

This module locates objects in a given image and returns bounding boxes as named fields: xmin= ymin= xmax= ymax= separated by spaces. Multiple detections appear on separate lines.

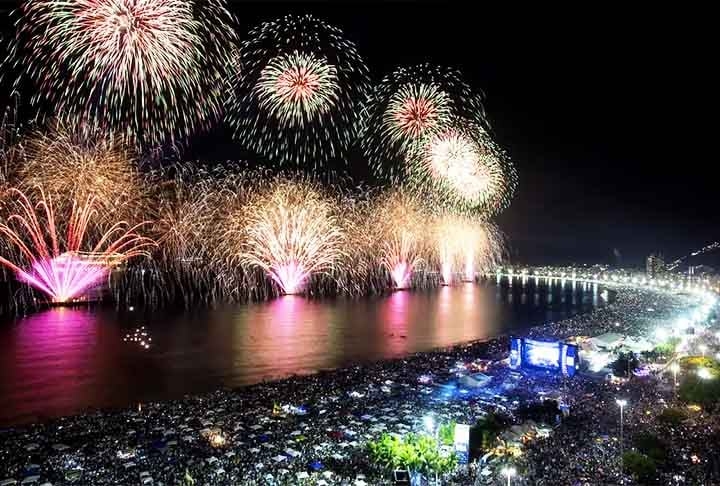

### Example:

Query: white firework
xmin=255 ymin=51 xmax=340 ymax=127
xmin=384 ymin=83 xmax=451 ymax=145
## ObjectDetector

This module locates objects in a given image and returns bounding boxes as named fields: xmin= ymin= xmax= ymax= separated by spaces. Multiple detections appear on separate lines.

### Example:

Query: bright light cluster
xmin=11 ymin=0 xmax=237 ymax=147
xmin=385 ymin=83 xmax=451 ymax=144
xmin=0 ymin=189 xmax=155 ymax=302
xmin=226 ymin=14 xmax=370 ymax=167
xmin=225 ymin=180 xmax=346 ymax=295
xmin=255 ymin=51 xmax=340 ymax=127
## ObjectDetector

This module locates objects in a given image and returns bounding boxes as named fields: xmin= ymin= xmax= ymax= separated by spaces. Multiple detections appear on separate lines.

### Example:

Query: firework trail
xmin=433 ymin=213 xmax=465 ymax=285
xmin=432 ymin=213 xmax=504 ymax=284
xmin=471 ymin=220 xmax=504 ymax=279
xmin=361 ymin=64 xmax=488 ymax=182
xmin=8 ymin=0 xmax=237 ymax=149
xmin=408 ymin=118 xmax=517 ymax=216
xmin=334 ymin=186 xmax=388 ymax=296
xmin=223 ymin=178 xmax=346 ymax=295
xmin=372 ymin=190 xmax=431 ymax=290
xmin=147 ymin=164 xmax=253 ymax=303
xmin=0 ymin=188 xmax=155 ymax=303
xmin=15 ymin=126 xmax=147 ymax=222
xmin=226 ymin=14 xmax=370 ymax=167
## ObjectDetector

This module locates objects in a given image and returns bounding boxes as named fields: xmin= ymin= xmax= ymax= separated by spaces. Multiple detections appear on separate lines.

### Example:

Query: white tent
xmin=589 ymin=333 xmax=625 ymax=350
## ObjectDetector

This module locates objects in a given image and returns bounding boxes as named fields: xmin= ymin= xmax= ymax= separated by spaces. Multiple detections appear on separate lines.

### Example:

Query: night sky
xmin=1 ymin=2 xmax=716 ymax=266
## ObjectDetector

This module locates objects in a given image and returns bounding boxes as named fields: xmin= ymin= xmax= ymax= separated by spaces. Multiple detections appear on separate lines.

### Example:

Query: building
xmin=646 ymin=253 xmax=665 ymax=278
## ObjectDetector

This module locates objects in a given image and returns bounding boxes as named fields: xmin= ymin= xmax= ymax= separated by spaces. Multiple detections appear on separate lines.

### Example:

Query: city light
xmin=501 ymin=466 xmax=517 ymax=486
xmin=423 ymin=414 xmax=435 ymax=434
xmin=698 ymin=367 xmax=713 ymax=380
xmin=670 ymin=362 xmax=681 ymax=387
xmin=616 ymin=398 xmax=627 ymax=471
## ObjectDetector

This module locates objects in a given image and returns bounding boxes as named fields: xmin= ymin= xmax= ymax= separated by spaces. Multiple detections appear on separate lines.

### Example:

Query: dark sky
xmin=2 ymin=2 xmax=717 ymax=266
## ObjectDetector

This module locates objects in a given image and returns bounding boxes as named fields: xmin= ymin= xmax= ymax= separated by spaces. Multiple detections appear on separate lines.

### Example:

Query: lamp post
xmin=616 ymin=399 xmax=627 ymax=476
xmin=423 ymin=415 xmax=440 ymax=485
xmin=501 ymin=466 xmax=516 ymax=486
xmin=670 ymin=362 xmax=680 ymax=387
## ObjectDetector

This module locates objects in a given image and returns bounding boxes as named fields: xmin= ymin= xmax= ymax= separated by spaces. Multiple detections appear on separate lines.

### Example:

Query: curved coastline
xmin=0 ymin=280 xmax=709 ymax=485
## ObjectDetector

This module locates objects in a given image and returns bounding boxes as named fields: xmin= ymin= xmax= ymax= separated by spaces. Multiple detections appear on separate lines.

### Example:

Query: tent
xmin=589 ymin=333 xmax=625 ymax=350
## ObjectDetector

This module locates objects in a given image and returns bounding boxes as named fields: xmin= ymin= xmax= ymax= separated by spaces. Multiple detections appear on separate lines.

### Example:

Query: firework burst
xmin=433 ymin=214 xmax=504 ymax=283
xmin=223 ymin=178 xmax=346 ymax=295
xmin=9 ymin=0 xmax=237 ymax=149
xmin=408 ymin=118 xmax=517 ymax=215
xmin=255 ymin=51 xmax=340 ymax=127
xmin=372 ymin=190 xmax=430 ymax=290
xmin=386 ymin=83 xmax=452 ymax=145
xmin=0 ymin=188 xmax=155 ymax=302
xmin=226 ymin=14 xmax=369 ymax=167
xmin=432 ymin=213 xmax=465 ymax=285
xmin=15 ymin=126 xmax=147 ymax=221
xmin=361 ymin=64 xmax=488 ymax=181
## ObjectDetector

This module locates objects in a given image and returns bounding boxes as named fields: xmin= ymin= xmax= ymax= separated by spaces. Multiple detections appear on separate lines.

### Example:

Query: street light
xmin=670 ymin=362 xmax=680 ymax=387
xmin=423 ymin=415 xmax=435 ymax=434
xmin=423 ymin=415 xmax=440 ymax=485
xmin=616 ymin=399 xmax=627 ymax=473
xmin=501 ymin=466 xmax=516 ymax=486
xmin=698 ymin=367 xmax=713 ymax=380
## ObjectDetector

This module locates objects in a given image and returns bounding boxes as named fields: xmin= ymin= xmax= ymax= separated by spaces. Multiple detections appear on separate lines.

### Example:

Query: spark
xmin=0 ymin=188 xmax=155 ymax=302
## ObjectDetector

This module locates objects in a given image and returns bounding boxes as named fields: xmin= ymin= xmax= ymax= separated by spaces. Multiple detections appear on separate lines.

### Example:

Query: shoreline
xmin=0 ymin=283 xmax=705 ymax=485
xmin=0 ymin=281 xmax=608 ymax=429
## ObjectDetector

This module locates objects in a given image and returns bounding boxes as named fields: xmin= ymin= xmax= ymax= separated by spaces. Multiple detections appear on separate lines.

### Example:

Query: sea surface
xmin=0 ymin=278 xmax=606 ymax=426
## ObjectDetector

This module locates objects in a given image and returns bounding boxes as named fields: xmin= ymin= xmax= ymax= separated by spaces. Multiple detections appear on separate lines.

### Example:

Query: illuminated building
xmin=646 ymin=253 xmax=664 ymax=278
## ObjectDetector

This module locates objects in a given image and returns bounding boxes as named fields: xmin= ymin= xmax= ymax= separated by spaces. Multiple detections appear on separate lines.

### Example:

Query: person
xmin=184 ymin=468 xmax=195 ymax=485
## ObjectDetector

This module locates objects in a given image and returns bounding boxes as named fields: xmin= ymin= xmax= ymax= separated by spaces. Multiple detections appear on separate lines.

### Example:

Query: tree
xmin=438 ymin=421 xmax=456 ymax=446
xmin=677 ymin=357 xmax=720 ymax=406
xmin=657 ymin=407 xmax=685 ymax=426
xmin=623 ymin=451 xmax=657 ymax=483
xmin=471 ymin=412 xmax=509 ymax=451
xmin=612 ymin=352 xmax=639 ymax=377
xmin=679 ymin=375 xmax=720 ymax=407
xmin=653 ymin=337 xmax=681 ymax=358
xmin=367 ymin=433 xmax=457 ymax=478
xmin=634 ymin=432 xmax=668 ymax=464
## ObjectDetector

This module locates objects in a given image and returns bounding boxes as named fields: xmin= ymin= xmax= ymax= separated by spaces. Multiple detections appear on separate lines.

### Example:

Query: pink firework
xmin=391 ymin=261 xmax=412 ymax=290
xmin=376 ymin=191 xmax=429 ymax=290
xmin=0 ymin=189 xmax=155 ymax=303
xmin=255 ymin=51 xmax=339 ymax=126
xmin=463 ymin=251 xmax=475 ymax=282
xmin=386 ymin=84 xmax=451 ymax=143
xmin=230 ymin=180 xmax=345 ymax=296
xmin=271 ymin=261 xmax=307 ymax=295
xmin=441 ymin=261 xmax=453 ymax=286
xmin=276 ymin=63 xmax=322 ymax=104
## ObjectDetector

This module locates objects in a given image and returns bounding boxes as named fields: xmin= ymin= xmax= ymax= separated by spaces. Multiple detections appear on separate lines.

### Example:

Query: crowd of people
xmin=0 ymin=281 xmax=716 ymax=485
